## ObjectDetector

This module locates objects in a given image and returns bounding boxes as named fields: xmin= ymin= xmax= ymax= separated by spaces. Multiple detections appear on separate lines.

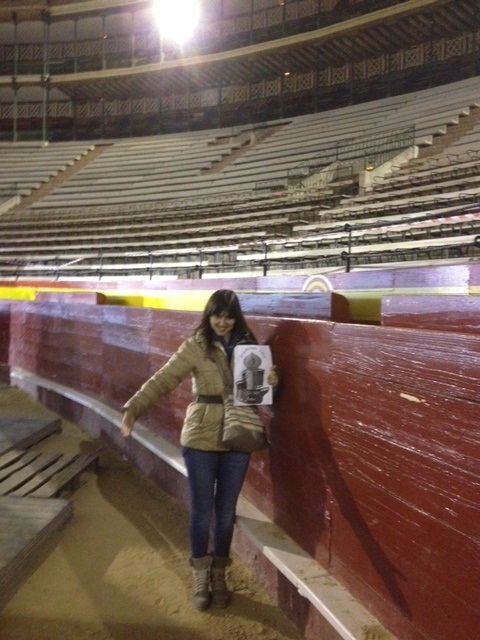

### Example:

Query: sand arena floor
xmin=0 ymin=388 xmax=303 ymax=640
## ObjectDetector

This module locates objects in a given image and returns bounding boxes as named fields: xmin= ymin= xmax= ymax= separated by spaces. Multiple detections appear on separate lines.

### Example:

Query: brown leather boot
xmin=211 ymin=556 xmax=231 ymax=608
xmin=189 ymin=556 xmax=212 ymax=610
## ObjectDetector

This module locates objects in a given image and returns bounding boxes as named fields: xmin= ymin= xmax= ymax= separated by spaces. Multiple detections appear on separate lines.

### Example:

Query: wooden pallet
xmin=0 ymin=495 xmax=73 ymax=611
xmin=0 ymin=389 xmax=100 ymax=611
xmin=0 ymin=416 xmax=62 ymax=455
xmin=0 ymin=448 xmax=99 ymax=498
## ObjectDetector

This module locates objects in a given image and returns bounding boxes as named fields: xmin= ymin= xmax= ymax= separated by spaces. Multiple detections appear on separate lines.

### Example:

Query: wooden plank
xmin=381 ymin=295 xmax=480 ymax=333
xmin=0 ymin=302 xmax=10 ymax=384
xmin=0 ymin=417 xmax=62 ymax=455
xmin=34 ymin=291 xmax=106 ymax=304
xmin=8 ymin=453 xmax=79 ymax=497
xmin=0 ymin=496 xmax=73 ymax=612
xmin=237 ymin=292 xmax=349 ymax=321
xmin=0 ymin=450 xmax=42 ymax=482
xmin=0 ymin=453 xmax=62 ymax=496
xmin=30 ymin=451 xmax=99 ymax=498
xmin=0 ymin=497 xmax=69 ymax=523
xmin=0 ymin=449 xmax=37 ymax=469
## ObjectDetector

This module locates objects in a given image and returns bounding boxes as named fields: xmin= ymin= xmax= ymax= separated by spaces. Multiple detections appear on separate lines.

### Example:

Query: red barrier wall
xmin=2 ymin=261 xmax=479 ymax=323
xmin=0 ymin=302 xmax=10 ymax=382
xmin=34 ymin=291 xmax=106 ymax=304
xmin=382 ymin=295 xmax=480 ymax=333
xmin=8 ymin=301 xmax=480 ymax=640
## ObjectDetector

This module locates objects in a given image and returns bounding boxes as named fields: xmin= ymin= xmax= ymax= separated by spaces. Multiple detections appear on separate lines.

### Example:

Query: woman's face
xmin=210 ymin=310 xmax=235 ymax=342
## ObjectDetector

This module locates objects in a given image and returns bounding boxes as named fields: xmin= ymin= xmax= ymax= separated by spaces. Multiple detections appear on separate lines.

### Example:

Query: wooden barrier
xmin=7 ymin=300 xmax=480 ymax=640
xmin=0 ymin=303 xmax=10 ymax=383
xmin=381 ymin=294 xmax=480 ymax=333
xmin=0 ymin=260 xmax=479 ymax=323
xmin=237 ymin=292 xmax=349 ymax=321
xmin=34 ymin=292 xmax=106 ymax=305
xmin=35 ymin=291 xmax=106 ymax=304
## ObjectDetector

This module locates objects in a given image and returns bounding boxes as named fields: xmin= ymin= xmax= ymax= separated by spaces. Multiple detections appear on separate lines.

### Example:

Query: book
xmin=232 ymin=344 xmax=273 ymax=406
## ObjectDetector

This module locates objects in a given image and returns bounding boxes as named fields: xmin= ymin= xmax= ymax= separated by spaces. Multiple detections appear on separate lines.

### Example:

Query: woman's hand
xmin=120 ymin=409 xmax=136 ymax=438
xmin=267 ymin=365 xmax=279 ymax=388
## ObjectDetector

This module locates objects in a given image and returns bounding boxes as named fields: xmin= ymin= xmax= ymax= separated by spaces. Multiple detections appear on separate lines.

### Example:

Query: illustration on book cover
xmin=233 ymin=345 xmax=273 ymax=406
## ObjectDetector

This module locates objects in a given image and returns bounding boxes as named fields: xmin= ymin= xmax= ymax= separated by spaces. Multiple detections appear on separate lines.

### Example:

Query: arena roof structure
xmin=0 ymin=0 xmax=480 ymax=139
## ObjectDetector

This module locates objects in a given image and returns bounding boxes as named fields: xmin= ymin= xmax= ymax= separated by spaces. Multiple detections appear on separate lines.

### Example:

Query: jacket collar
xmin=193 ymin=328 xmax=254 ymax=353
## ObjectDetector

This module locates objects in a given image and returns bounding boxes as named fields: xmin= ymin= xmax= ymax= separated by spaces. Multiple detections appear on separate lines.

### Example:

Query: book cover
xmin=232 ymin=344 xmax=273 ymax=406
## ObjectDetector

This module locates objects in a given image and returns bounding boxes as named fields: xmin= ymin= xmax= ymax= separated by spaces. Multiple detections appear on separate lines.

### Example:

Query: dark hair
xmin=195 ymin=289 xmax=256 ymax=357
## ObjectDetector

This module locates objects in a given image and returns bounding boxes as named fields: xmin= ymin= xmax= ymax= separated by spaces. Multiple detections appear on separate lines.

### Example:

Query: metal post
xmin=217 ymin=83 xmax=222 ymax=128
xmin=73 ymin=18 xmax=78 ymax=72
xmin=12 ymin=77 xmax=18 ymax=143
xmin=250 ymin=0 xmax=254 ymax=46
xmin=263 ymin=242 xmax=268 ymax=276
xmin=12 ymin=11 xmax=18 ymax=142
xmin=41 ymin=76 xmax=49 ymax=144
xmin=100 ymin=97 xmax=105 ymax=138
xmin=472 ymin=0 xmax=480 ymax=76
xmin=41 ymin=11 xmax=50 ymax=144
xmin=102 ymin=13 xmax=107 ymax=70
xmin=131 ymin=11 xmax=136 ymax=67
xmin=148 ymin=252 xmax=153 ymax=279
xmin=342 ymin=223 xmax=352 ymax=272
xmin=427 ymin=11 xmax=436 ymax=87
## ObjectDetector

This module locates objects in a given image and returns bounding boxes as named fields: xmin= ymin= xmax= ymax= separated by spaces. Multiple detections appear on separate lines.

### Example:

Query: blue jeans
xmin=183 ymin=448 xmax=250 ymax=558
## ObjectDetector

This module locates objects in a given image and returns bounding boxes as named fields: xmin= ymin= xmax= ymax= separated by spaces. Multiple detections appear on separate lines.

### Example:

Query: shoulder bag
xmin=222 ymin=394 xmax=268 ymax=453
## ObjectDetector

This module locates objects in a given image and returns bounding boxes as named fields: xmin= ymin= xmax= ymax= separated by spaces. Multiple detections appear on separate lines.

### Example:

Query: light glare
xmin=152 ymin=0 xmax=200 ymax=44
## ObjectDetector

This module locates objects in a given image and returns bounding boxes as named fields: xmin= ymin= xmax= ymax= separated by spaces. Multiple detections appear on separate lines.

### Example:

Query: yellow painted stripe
xmin=0 ymin=284 xmax=478 ymax=324
xmin=0 ymin=287 xmax=36 ymax=301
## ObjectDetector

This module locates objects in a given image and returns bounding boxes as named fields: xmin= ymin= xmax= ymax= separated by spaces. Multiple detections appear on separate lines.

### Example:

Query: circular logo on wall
xmin=302 ymin=274 xmax=333 ymax=293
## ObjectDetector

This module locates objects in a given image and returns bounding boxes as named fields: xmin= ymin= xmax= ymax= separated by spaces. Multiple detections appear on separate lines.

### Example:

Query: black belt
xmin=196 ymin=395 xmax=223 ymax=404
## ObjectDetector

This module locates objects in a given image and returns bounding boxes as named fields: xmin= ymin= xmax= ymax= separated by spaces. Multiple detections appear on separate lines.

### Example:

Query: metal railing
xmin=254 ymin=126 xmax=415 ymax=192
xmin=1 ymin=222 xmax=478 ymax=280
xmin=286 ymin=126 xmax=415 ymax=183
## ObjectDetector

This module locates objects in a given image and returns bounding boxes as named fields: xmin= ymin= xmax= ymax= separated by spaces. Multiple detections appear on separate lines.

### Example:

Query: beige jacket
xmin=122 ymin=331 xmax=243 ymax=451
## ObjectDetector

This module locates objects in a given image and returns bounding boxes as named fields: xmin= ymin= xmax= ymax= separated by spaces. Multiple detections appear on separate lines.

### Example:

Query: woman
xmin=120 ymin=289 xmax=278 ymax=611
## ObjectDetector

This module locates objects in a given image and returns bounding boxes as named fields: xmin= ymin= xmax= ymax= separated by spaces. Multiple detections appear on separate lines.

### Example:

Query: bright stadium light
xmin=152 ymin=0 xmax=200 ymax=45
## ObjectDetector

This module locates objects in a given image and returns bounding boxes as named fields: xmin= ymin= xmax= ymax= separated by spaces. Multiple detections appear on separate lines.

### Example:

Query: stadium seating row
xmin=1 ymin=77 xmax=480 ymax=277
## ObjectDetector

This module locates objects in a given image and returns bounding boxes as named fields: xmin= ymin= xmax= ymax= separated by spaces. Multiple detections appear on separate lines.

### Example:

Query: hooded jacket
xmin=122 ymin=329 xmax=255 ymax=451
